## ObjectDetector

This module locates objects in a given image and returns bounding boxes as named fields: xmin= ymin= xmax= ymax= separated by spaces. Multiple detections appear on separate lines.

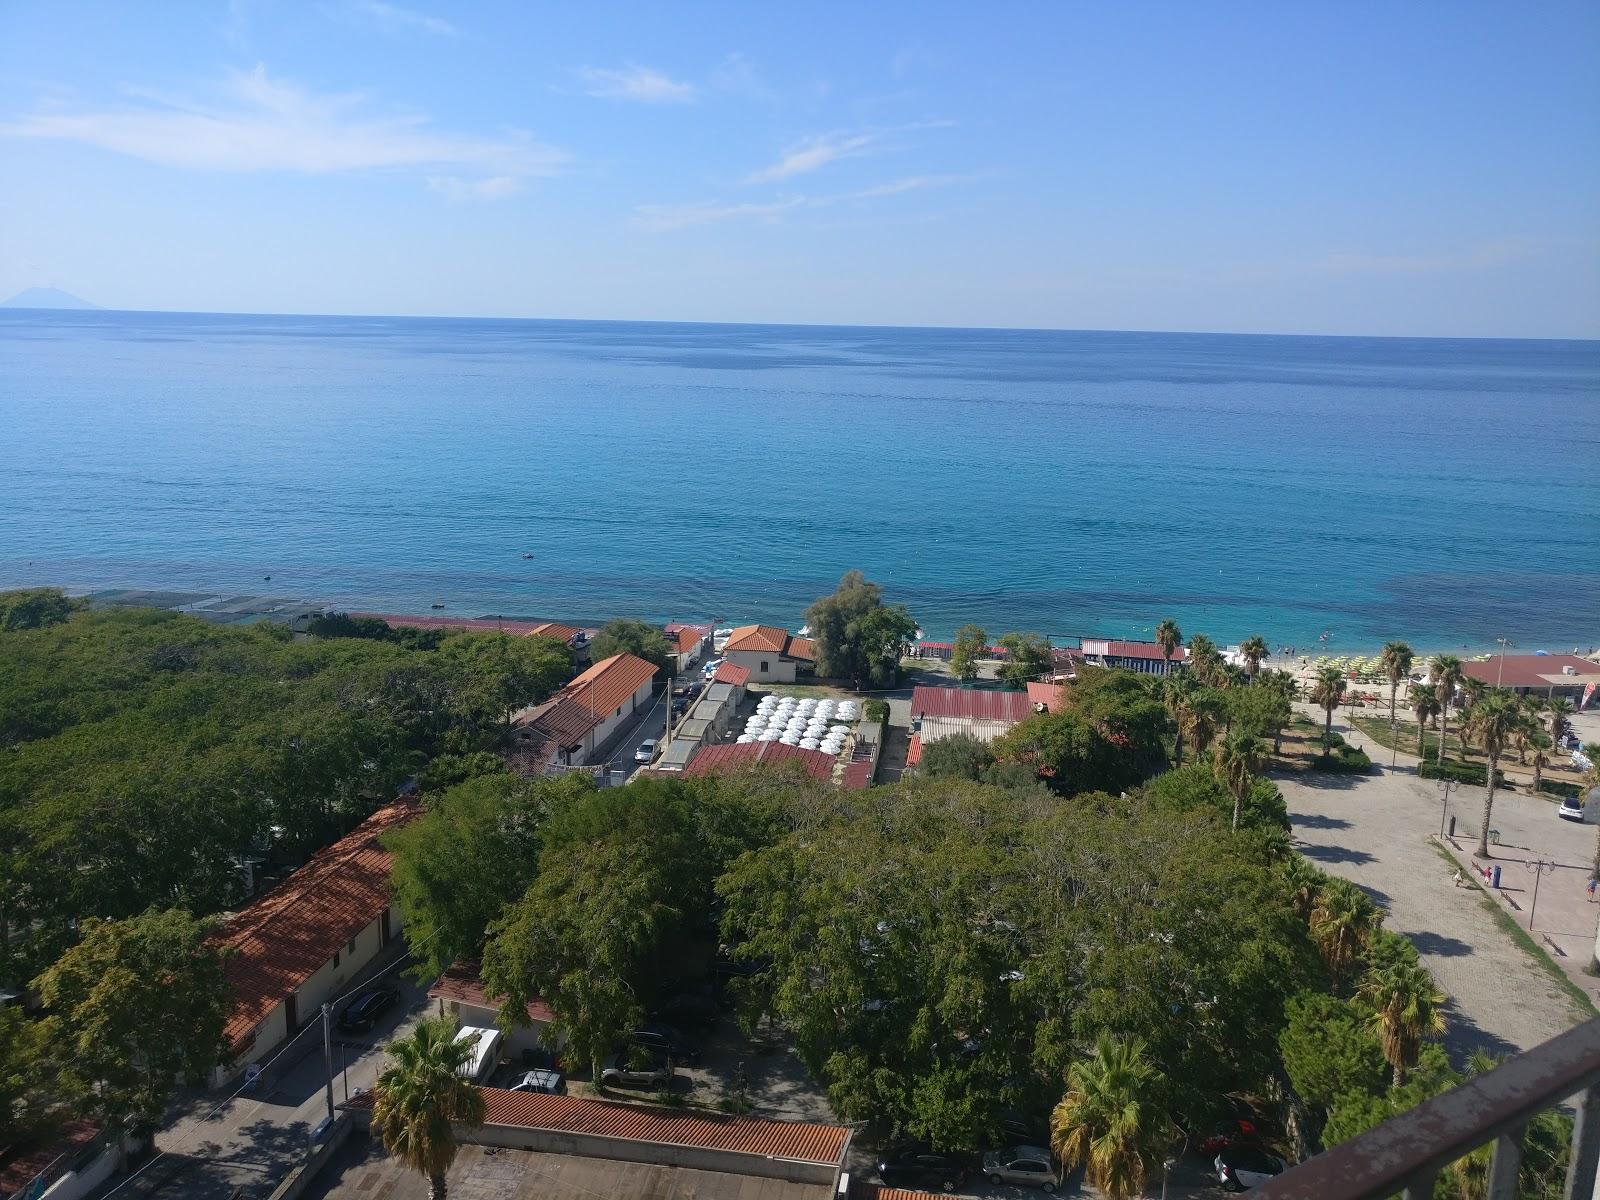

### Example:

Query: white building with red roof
xmin=721 ymin=625 xmax=816 ymax=683
xmin=1078 ymin=638 xmax=1188 ymax=676
xmin=511 ymin=652 xmax=659 ymax=767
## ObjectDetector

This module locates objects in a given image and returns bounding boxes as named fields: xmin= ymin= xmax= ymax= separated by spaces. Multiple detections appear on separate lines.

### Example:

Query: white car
xmin=1559 ymin=794 xmax=1590 ymax=822
xmin=1216 ymin=1147 xmax=1286 ymax=1191
xmin=633 ymin=740 xmax=657 ymax=763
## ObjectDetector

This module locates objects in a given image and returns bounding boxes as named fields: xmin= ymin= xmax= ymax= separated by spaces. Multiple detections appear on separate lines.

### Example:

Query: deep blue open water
xmin=2 ymin=309 xmax=1596 ymax=651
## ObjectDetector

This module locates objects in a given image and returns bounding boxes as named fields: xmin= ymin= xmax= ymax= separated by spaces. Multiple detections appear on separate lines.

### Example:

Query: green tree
xmin=1143 ymin=763 xmax=1288 ymax=835
xmin=1355 ymin=959 xmax=1447 ymax=1086
xmin=1279 ymin=992 xmax=1387 ymax=1112
xmin=991 ymin=707 xmax=1134 ymax=796
xmin=1378 ymin=641 xmax=1414 ymax=726
xmin=1464 ymin=690 xmax=1520 ymax=859
xmin=1063 ymin=668 xmax=1172 ymax=775
xmin=1238 ymin=635 xmax=1269 ymax=679
xmin=1546 ymin=696 xmax=1576 ymax=745
xmin=996 ymin=631 xmax=1053 ymax=690
xmin=949 ymin=624 xmax=988 ymax=682
xmin=804 ymin=570 xmax=918 ymax=689
xmin=1214 ymin=731 xmax=1269 ymax=831
xmin=372 ymin=1016 xmax=487 ymax=1200
xmin=919 ymin=731 xmax=994 ymax=780
xmin=1049 ymin=1035 xmax=1172 ymax=1200
xmin=1154 ymin=619 xmax=1182 ymax=671
xmin=1310 ymin=666 xmax=1347 ymax=755
xmin=1429 ymin=655 xmax=1463 ymax=765
xmin=0 ymin=1005 xmax=77 ymax=1144
xmin=1185 ymin=634 xmax=1226 ymax=687
xmin=1309 ymin=877 xmax=1379 ymax=987
xmin=1161 ymin=671 xmax=1197 ymax=764
xmin=0 ymin=587 xmax=82 ymax=631
xmin=589 ymin=618 xmax=673 ymax=678
xmin=1221 ymin=684 xmax=1292 ymax=752
xmin=1528 ymin=731 xmax=1553 ymax=794
xmin=1409 ymin=682 xmax=1440 ymax=759
xmin=32 ymin=910 xmax=230 ymax=1146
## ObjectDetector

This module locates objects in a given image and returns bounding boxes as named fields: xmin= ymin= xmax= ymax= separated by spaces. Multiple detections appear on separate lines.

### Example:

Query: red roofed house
xmin=209 ymin=801 xmax=420 ymax=1085
xmin=664 ymin=622 xmax=713 ymax=672
xmin=722 ymin=625 xmax=815 ymax=683
xmin=511 ymin=653 xmax=659 ymax=767
xmin=906 ymin=686 xmax=1038 ymax=772
xmin=429 ymin=960 xmax=560 ymax=1060
xmin=1078 ymin=638 xmax=1187 ymax=677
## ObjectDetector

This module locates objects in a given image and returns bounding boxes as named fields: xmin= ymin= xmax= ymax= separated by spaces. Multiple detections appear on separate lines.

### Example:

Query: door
xmin=285 ymin=993 xmax=298 ymax=1033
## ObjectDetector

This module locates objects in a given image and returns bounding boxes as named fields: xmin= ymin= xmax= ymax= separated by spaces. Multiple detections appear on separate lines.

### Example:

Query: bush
xmin=863 ymin=699 xmax=890 ymax=723
xmin=1314 ymin=744 xmax=1372 ymax=774
xmin=1418 ymin=760 xmax=1505 ymax=788
xmin=1538 ymin=779 xmax=1581 ymax=800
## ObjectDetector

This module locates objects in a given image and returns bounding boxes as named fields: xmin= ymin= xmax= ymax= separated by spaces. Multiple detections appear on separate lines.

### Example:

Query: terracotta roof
xmin=353 ymin=613 xmax=556 ymax=638
xmin=1081 ymin=639 xmax=1187 ymax=663
xmin=471 ymin=1089 xmax=849 ymax=1166
xmin=1026 ymin=681 xmax=1065 ymax=709
xmin=214 ymin=801 xmax=420 ymax=1049
xmin=724 ymin=624 xmax=791 ymax=654
xmin=527 ymin=622 xmax=583 ymax=644
xmin=684 ymin=741 xmax=838 ymax=782
xmin=911 ymin=686 xmax=1033 ymax=722
xmin=1461 ymin=655 xmax=1600 ymax=690
xmin=428 ymin=959 xmax=555 ymax=1026
xmin=788 ymin=637 xmax=817 ymax=662
xmin=519 ymin=695 xmax=603 ymax=747
xmin=0 ymin=1119 xmax=102 ymax=1196
xmin=567 ymin=654 xmax=658 ymax=717
xmin=712 ymin=661 xmax=751 ymax=687
xmin=906 ymin=734 xmax=923 ymax=767
xmin=852 ymin=1186 xmax=947 ymax=1200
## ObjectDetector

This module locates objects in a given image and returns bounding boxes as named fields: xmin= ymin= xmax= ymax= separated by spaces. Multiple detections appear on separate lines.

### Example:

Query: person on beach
xmin=1588 ymin=877 xmax=1597 ymax=903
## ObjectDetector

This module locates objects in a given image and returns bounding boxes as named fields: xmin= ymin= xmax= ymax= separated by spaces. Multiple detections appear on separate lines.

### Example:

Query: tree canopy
xmin=803 ymin=570 xmax=918 ymax=688
xmin=590 ymin=619 xmax=674 ymax=677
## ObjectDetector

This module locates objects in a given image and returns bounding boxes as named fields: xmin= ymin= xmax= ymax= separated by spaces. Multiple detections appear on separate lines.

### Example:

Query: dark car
xmin=336 ymin=985 xmax=399 ymax=1033
xmin=876 ymin=1148 xmax=968 ymax=1193
xmin=600 ymin=1049 xmax=673 ymax=1089
xmin=630 ymin=1023 xmax=699 ymax=1063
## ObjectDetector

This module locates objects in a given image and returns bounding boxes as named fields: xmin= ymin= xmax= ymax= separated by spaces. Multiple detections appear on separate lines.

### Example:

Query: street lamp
xmin=1439 ymin=778 xmax=1453 ymax=838
xmin=1526 ymin=858 xmax=1558 ymax=931
xmin=1496 ymin=638 xmax=1514 ymax=687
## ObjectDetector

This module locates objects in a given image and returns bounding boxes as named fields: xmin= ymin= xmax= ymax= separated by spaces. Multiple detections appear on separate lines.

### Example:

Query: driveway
xmin=1276 ymin=707 xmax=1592 ymax=1063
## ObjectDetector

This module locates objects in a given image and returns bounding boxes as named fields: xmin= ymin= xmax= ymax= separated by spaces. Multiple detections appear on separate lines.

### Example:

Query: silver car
xmin=981 ymin=1145 xmax=1059 ymax=1192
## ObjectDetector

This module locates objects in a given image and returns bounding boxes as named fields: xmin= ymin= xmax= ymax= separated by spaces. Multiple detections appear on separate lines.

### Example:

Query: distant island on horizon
xmin=1 ymin=286 xmax=100 ymax=310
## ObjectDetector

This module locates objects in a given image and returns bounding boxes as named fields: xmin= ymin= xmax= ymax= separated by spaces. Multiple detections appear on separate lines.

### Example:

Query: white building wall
xmin=724 ymin=649 xmax=797 ymax=684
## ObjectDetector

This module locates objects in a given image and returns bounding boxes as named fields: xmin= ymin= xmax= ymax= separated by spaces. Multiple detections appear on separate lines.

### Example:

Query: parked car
xmin=630 ymin=1023 xmax=699 ymax=1063
xmin=506 ymin=1068 xmax=565 ymax=1094
xmin=876 ymin=1147 xmax=968 ymax=1192
xmin=982 ymin=1145 xmax=1059 ymax=1191
xmin=671 ymin=698 xmax=689 ymax=716
xmin=1558 ymin=794 xmax=1595 ymax=822
xmin=1215 ymin=1146 xmax=1287 ymax=1191
xmin=703 ymin=657 xmax=725 ymax=679
xmin=599 ymin=1049 xmax=673 ymax=1089
xmin=1201 ymin=1117 xmax=1267 ymax=1155
xmin=336 ymin=985 xmax=399 ymax=1033
xmin=634 ymin=739 xmax=657 ymax=763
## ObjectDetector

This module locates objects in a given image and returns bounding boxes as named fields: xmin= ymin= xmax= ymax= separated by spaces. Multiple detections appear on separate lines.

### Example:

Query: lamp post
xmin=1439 ymin=778 xmax=1453 ymax=838
xmin=1526 ymin=858 xmax=1557 ymax=931
xmin=1496 ymin=638 xmax=1513 ymax=687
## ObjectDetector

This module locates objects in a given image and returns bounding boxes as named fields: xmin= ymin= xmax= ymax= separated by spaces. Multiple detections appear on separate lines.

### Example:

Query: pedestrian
xmin=1453 ymin=870 xmax=1464 ymax=888
xmin=1588 ymin=877 xmax=1597 ymax=903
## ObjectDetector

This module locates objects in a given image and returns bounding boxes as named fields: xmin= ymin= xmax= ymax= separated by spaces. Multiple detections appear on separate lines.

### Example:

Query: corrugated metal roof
xmin=684 ymin=742 xmax=837 ymax=782
xmin=1026 ymin=681 xmax=1064 ymax=709
xmin=851 ymin=1185 xmax=948 ymax=1200
xmin=473 ymin=1089 xmax=849 ymax=1166
xmin=428 ymin=959 xmax=555 ymax=1025
xmin=910 ymin=686 xmax=1033 ymax=722
xmin=214 ymin=801 xmax=420 ymax=1048
xmin=1082 ymin=639 xmax=1186 ymax=662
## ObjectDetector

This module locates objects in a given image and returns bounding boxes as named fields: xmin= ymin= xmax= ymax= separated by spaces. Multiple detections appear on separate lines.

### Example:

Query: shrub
xmin=863 ymin=699 xmax=890 ymax=723
xmin=1538 ymin=779 xmax=1581 ymax=800
xmin=1418 ymin=760 xmax=1504 ymax=788
xmin=1314 ymin=744 xmax=1372 ymax=774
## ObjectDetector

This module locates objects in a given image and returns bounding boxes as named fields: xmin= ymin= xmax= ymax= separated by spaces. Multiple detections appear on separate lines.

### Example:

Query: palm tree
xmin=1547 ymin=696 xmax=1576 ymax=745
xmin=1215 ymin=731 xmax=1267 ymax=830
xmin=1281 ymin=856 xmax=1325 ymax=922
xmin=1409 ymin=684 xmax=1440 ymax=758
xmin=1356 ymin=960 xmax=1447 ymax=1086
xmin=1310 ymin=877 xmax=1378 ymax=986
xmin=1461 ymin=676 xmax=1486 ymax=710
xmin=1310 ymin=666 xmax=1346 ymax=756
xmin=1527 ymin=732 xmax=1553 ymax=794
xmin=1050 ymin=1034 xmax=1172 ymax=1200
xmin=1464 ymin=690 xmax=1520 ymax=859
xmin=1155 ymin=619 xmax=1182 ymax=673
xmin=1187 ymin=634 xmax=1224 ymax=687
xmin=1379 ymin=641 xmax=1414 ymax=726
xmin=372 ymin=1016 xmax=487 ymax=1200
xmin=1239 ymin=635 xmax=1269 ymax=680
xmin=1161 ymin=672 xmax=1196 ymax=764
xmin=1429 ymin=655 xmax=1463 ymax=765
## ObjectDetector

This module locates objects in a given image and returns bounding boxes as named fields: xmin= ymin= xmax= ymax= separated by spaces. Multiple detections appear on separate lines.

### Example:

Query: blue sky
xmin=1 ymin=1 xmax=1596 ymax=336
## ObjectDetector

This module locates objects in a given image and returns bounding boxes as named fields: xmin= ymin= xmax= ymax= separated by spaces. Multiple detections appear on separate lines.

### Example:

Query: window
xmin=332 ymin=950 xmax=341 ymax=969
xmin=616 ymin=706 xmax=623 ymax=717
xmin=347 ymin=935 xmax=357 ymax=954
xmin=760 ymin=660 xmax=769 ymax=672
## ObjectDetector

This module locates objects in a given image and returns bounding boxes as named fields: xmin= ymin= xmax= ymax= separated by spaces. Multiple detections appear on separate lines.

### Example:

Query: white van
xmin=455 ymin=1025 xmax=504 ymax=1082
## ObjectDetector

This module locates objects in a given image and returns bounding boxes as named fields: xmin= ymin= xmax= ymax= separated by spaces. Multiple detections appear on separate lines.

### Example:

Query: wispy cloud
xmin=427 ymin=174 xmax=522 ymax=200
xmin=1 ymin=66 xmax=564 ymax=190
xmin=709 ymin=52 xmax=774 ymax=101
xmin=635 ymin=173 xmax=974 ymax=232
xmin=346 ymin=0 xmax=457 ymax=36
xmin=743 ymin=131 xmax=875 ymax=184
xmin=573 ymin=63 xmax=696 ymax=104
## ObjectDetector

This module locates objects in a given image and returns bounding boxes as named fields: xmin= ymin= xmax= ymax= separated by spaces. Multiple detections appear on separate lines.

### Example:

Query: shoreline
xmin=15 ymin=578 xmax=1596 ymax=666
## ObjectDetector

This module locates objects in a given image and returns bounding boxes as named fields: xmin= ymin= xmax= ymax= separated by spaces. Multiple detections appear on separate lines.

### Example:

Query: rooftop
xmin=567 ymin=653 xmax=659 ymax=717
xmin=910 ymin=685 xmax=1034 ymax=722
xmin=428 ymin=959 xmax=554 ymax=1026
xmin=724 ymin=625 xmax=815 ymax=661
xmin=713 ymin=660 xmax=751 ymax=687
xmin=1080 ymin=638 xmax=1188 ymax=662
xmin=213 ymin=801 xmax=420 ymax=1048
xmin=684 ymin=741 xmax=838 ymax=782
xmin=1460 ymin=653 xmax=1600 ymax=690
xmin=1026 ymin=680 xmax=1066 ymax=709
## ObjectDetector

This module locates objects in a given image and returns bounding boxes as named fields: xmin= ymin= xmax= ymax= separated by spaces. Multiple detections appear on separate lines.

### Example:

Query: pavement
xmin=1276 ymin=703 xmax=1595 ymax=1063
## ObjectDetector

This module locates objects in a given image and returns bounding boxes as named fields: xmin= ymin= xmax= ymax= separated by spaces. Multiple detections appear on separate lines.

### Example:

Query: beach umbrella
xmin=801 ymin=737 xmax=821 ymax=749
xmin=737 ymin=734 xmax=755 ymax=744
xmin=829 ymin=724 xmax=851 ymax=734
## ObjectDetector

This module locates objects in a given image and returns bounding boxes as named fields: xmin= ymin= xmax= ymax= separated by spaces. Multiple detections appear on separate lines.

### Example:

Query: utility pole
xmin=1496 ymin=637 xmax=1513 ymax=687
xmin=321 ymin=1002 xmax=336 ymax=1128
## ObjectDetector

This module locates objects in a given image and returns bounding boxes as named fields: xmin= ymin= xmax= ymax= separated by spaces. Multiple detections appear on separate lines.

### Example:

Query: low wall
xmin=264 ymin=1115 xmax=354 ymax=1200
xmin=467 ymin=1122 xmax=841 ymax=1187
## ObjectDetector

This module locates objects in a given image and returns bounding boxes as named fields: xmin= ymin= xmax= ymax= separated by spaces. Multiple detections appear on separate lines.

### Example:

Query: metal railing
xmin=1255 ymin=1017 xmax=1600 ymax=1200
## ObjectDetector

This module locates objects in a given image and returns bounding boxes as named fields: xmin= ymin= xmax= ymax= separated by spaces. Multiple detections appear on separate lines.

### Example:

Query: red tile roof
xmin=214 ymin=801 xmax=420 ymax=1049
xmin=852 ymin=1186 xmax=947 ymax=1200
xmin=906 ymin=734 xmax=922 ymax=767
xmin=1026 ymin=681 xmax=1065 ymax=709
xmin=428 ymin=960 xmax=555 ymax=1026
xmin=910 ymin=686 xmax=1034 ymax=722
xmin=0 ymin=1119 xmax=102 ymax=1196
xmin=519 ymin=696 xmax=603 ymax=746
xmin=567 ymin=653 xmax=658 ymax=717
xmin=684 ymin=741 xmax=838 ymax=782
xmin=840 ymin=757 xmax=874 ymax=790
xmin=527 ymin=622 xmax=583 ymax=644
xmin=724 ymin=624 xmax=791 ymax=654
xmin=788 ymin=637 xmax=816 ymax=661
xmin=471 ymin=1089 xmax=849 ymax=1166
xmin=712 ymin=661 xmax=751 ymax=687
xmin=1461 ymin=655 xmax=1600 ymax=690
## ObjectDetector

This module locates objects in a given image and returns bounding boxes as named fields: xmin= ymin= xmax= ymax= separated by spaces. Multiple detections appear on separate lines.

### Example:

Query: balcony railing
xmin=1254 ymin=1017 xmax=1600 ymax=1200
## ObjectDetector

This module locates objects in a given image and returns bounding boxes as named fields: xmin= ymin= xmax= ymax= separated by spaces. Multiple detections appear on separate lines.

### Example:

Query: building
xmin=906 ymin=686 xmax=1036 ymax=770
xmin=721 ymin=625 xmax=816 ymax=684
xmin=1026 ymin=680 xmax=1067 ymax=710
xmin=1077 ymin=638 xmax=1187 ymax=676
xmin=664 ymin=622 xmax=713 ymax=672
xmin=343 ymin=1088 xmax=853 ymax=1199
xmin=1461 ymin=654 xmax=1600 ymax=702
xmin=428 ymin=960 xmax=558 ymax=1060
xmin=658 ymin=679 xmax=746 ymax=772
xmin=511 ymin=653 xmax=659 ymax=768
xmin=0 ymin=1119 xmax=118 ymax=1200
xmin=683 ymin=741 xmax=840 ymax=783
xmin=210 ymin=801 xmax=420 ymax=1084
xmin=711 ymin=660 xmax=751 ymax=688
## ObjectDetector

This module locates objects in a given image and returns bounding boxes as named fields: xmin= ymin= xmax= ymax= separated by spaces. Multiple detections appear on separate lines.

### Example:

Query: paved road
xmin=1277 ymin=705 xmax=1591 ymax=1063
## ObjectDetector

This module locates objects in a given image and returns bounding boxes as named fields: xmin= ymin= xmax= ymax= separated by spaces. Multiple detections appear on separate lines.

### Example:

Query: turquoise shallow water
xmin=1 ymin=309 xmax=1596 ymax=650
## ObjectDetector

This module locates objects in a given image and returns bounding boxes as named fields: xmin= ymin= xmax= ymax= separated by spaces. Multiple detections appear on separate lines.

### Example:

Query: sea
xmin=2 ymin=309 xmax=1597 ymax=652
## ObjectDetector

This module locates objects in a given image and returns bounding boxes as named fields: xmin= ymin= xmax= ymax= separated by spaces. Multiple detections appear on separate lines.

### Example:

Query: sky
xmin=1 ymin=1 xmax=1597 ymax=337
